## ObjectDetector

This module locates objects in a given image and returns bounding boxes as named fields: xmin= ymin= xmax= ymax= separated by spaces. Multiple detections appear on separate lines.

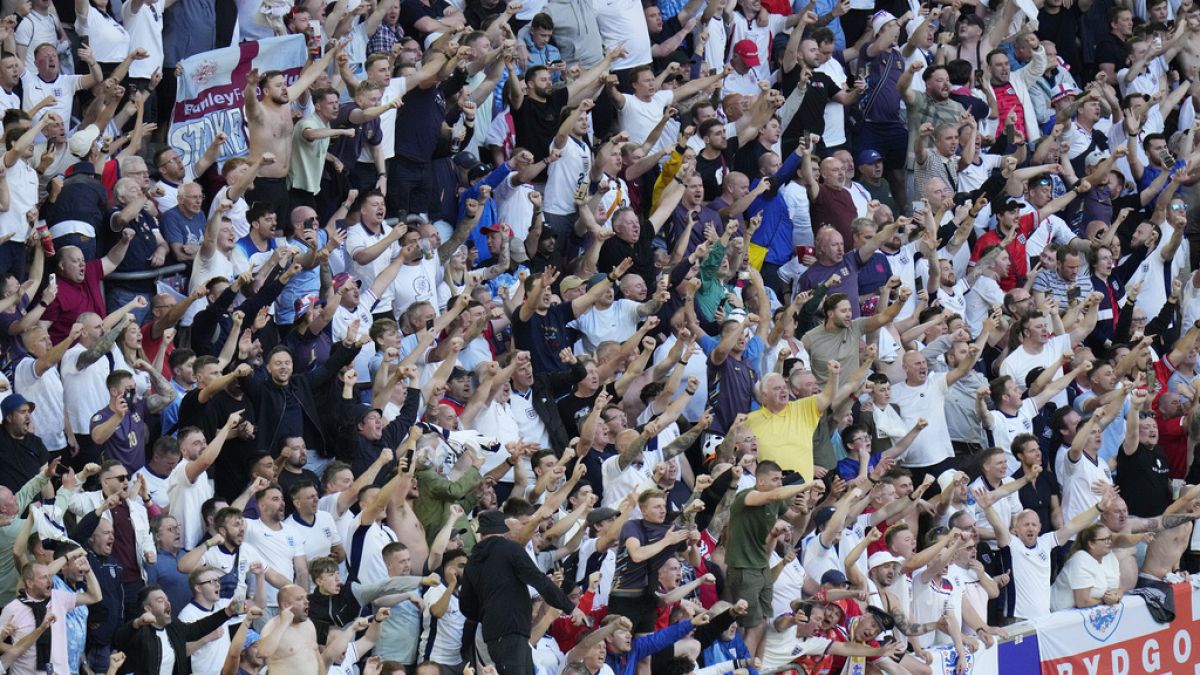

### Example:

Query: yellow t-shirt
xmin=745 ymin=396 xmax=822 ymax=480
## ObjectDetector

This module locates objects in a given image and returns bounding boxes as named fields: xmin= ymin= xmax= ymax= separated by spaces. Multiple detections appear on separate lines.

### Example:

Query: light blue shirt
xmin=52 ymin=576 xmax=87 ymax=674
xmin=1074 ymin=391 xmax=1129 ymax=468
xmin=376 ymin=598 xmax=421 ymax=663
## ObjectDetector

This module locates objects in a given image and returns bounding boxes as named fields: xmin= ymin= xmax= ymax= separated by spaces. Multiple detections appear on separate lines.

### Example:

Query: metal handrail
xmin=104 ymin=263 xmax=188 ymax=282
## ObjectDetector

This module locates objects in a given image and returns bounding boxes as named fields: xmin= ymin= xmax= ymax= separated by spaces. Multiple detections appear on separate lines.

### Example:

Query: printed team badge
xmin=191 ymin=60 xmax=219 ymax=87
xmin=1081 ymin=602 xmax=1123 ymax=642
xmin=941 ymin=647 xmax=975 ymax=673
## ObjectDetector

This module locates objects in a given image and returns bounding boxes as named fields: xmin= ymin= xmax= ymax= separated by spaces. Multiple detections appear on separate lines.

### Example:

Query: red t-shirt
xmin=42 ymin=259 xmax=106 ymax=343
xmin=1156 ymin=413 xmax=1188 ymax=479
xmin=140 ymin=322 xmax=176 ymax=380
xmin=971 ymin=213 xmax=1037 ymax=291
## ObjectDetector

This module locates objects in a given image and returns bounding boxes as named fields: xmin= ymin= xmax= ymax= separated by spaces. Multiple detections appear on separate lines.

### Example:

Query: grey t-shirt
xmin=801 ymin=317 xmax=868 ymax=386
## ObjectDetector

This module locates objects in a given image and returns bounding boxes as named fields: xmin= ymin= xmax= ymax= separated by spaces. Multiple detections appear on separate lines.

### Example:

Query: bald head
xmin=0 ymin=485 xmax=14 ymax=517
xmin=278 ymin=584 xmax=304 ymax=605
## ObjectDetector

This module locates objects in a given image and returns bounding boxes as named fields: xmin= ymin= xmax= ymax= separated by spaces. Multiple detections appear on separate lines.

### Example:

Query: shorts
xmin=855 ymin=120 xmax=909 ymax=172
xmin=727 ymin=566 xmax=772 ymax=627
xmin=608 ymin=591 xmax=658 ymax=634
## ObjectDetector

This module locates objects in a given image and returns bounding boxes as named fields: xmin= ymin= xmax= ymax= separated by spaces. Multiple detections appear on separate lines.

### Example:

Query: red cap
xmin=733 ymin=40 xmax=760 ymax=68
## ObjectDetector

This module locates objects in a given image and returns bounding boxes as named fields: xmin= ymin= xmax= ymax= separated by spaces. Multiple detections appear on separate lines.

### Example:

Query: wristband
xmin=685 ymin=388 xmax=697 ymax=395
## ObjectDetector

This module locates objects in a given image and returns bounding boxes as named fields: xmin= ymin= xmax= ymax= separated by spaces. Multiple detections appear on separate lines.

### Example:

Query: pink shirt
xmin=0 ymin=588 xmax=78 ymax=675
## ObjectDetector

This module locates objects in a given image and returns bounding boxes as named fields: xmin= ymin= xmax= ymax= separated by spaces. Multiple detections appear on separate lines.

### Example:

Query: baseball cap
xmin=352 ymin=404 xmax=384 ymax=423
xmin=856 ymin=149 xmax=883 ymax=166
xmin=868 ymin=551 xmax=903 ymax=569
xmin=821 ymin=569 xmax=849 ymax=586
xmin=293 ymin=293 xmax=321 ymax=320
xmin=0 ymin=394 xmax=34 ymax=418
xmin=994 ymin=198 xmax=1023 ymax=214
xmin=587 ymin=272 xmax=609 ymax=289
xmin=732 ymin=40 xmax=761 ymax=68
xmin=448 ymin=366 xmax=471 ymax=381
xmin=559 ymin=275 xmax=585 ymax=293
xmin=68 ymin=125 xmax=101 ymax=159
xmin=453 ymin=151 xmax=481 ymax=172
xmin=813 ymin=506 xmax=836 ymax=531
xmin=331 ymin=272 xmax=361 ymax=293
xmin=481 ymin=222 xmax=512 ymax=236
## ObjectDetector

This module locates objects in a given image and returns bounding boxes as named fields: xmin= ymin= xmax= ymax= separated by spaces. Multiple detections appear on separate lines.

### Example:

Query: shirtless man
xmin=1099 ymin=495 xmax=1167 ymax=592
xmin=257 ymin=584 xmax=319 ymax=675
xmin=1177 ymin=4 xmax=1200 ymax=73
xmin=1138 ymin=485 xmax=1200 ymax=585
xmin=242 ymin=40 xmax=345 ymax=222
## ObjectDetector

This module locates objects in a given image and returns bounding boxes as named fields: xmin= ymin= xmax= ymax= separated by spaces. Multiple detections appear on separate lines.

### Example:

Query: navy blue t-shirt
xmin=511 ymin=302 xmax=576 ymax=373
xmin=104 ymin=208 xmax=163 ymax=291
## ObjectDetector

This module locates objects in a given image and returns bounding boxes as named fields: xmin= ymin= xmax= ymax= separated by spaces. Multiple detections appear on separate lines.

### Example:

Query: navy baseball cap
xmin=856 ymin=149 xmax=883 ymax=165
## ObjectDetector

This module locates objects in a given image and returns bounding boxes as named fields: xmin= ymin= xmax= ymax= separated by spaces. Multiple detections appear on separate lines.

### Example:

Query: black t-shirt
xmin=278 ymin=468 xmax=321 ymax=513
xmin=1013 ymin=466 xmax=1062 ymax=535
xmin=559 ymin=382 xmax=618 ymax=439
xmin=203 ymin=390 xmax=256 ymax=500
xmin=1115 ymin=444 xmax=1173 ymax=518
xmin=788 ymin=70 xmax=837 ymax=142
xmin=650 ymin=16 xmax=690 ymax=64
xmin=399 ymin=0 xmax=450 ymax=45
xmin=733 ymin=139 xmax=769 ymax=177
xmin=1036 ymin=7 xmax=1081 ymax=73
xmin=1093 ymin=32 xmax=1129 ymax=69
xmin=695 ymin=137 xmax=738 ymax=202
xmin=514 ymin=88 xmax=569 ymax=162
xmin=557 ymin=390 xmax=600 ymax=439
xmin=598 ymin=219 xmax=657 ymax=286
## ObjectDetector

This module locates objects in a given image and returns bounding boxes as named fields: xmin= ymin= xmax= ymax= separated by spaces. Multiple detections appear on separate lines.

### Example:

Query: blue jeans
xmin=105 ymin=285 xmax=152 ymax=324
xmin=0 ymin=241 xmax=25 ymax=281
xmin=86 ymin=644 xmax=111 ymax=674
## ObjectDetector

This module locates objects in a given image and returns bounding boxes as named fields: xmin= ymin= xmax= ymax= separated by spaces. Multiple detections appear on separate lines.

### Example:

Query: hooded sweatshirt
xmin=459 ymin=535 xmax=574 ymax=641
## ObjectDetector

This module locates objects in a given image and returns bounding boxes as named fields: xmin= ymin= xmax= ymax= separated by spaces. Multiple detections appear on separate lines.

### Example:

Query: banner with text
xmin=168 ymin=35 xmax=308 ymax=168
xmin=1036 ymin=582 xmax=1200 ymax=675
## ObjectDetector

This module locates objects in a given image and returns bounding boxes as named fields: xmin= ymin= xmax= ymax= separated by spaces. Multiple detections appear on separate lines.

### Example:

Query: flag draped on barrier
xmin=1034 ymin=583 xmax=1200 ymax=675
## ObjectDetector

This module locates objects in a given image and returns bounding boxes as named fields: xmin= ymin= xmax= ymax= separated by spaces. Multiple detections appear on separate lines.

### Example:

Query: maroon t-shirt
xmin=811 ymin=184 xmax=857 ymax=244
xmin=110 ymin=501 xmax=141 ymax=583
xmin=42 ymin=259 xmax=106 ymax=343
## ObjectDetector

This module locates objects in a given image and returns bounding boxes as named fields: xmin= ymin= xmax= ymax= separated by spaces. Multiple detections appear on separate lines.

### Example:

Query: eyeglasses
xmin=198 ymin=578 xmax=221 ymax=586
xmin=1094 ymin=536 xmax=1113 ymax=543
xmin=107 ymin=474 xmax=130 ymax=482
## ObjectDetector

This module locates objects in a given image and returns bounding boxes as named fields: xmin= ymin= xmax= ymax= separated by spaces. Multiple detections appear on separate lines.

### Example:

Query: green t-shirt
xmin=726 ymin=489 xmax=785 ymax=569
xmin=288 ymin=115 xmax=330 ymax=195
